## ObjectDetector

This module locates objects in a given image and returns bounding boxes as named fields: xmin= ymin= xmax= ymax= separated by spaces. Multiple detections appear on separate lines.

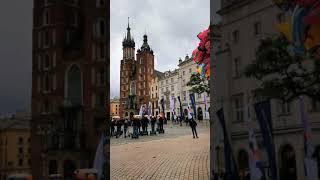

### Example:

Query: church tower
xmin=119 ymin=18 xmax=136 ymax=118
xmin=136 ymin=33 xmax=154 ymax=109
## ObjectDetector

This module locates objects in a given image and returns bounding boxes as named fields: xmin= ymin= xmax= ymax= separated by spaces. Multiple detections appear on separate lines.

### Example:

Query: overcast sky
xmin=110 ymin=0 xmax=210 ymax=99
xmin=0 ymin=0 xmax=209 ymax=114
xmin=0 ymin=1 xmax=33 ymax=114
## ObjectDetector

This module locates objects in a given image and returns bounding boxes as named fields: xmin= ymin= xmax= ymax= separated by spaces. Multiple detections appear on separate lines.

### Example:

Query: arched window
xmin=64 ymin=160 xmax=76 ymax=180
xmin=94 ymin=19 xmax=105 ymax=38
xmin=44 ymin=54 xmax=50 ymax=69
xmin=44 ymin=74 xmax=50 ymax=91
xmin=238 ymin=149 xmax=249 ymax=173
xmin=96 ymin=0 xmax=105 ymax=7
xmin=43 ymin=10 xmax=49 ymax=25
xmin=49 ymin=160 xmax=58 ymax=175
xmin=66 ymin=65 xmax=82 ymax=105
xmin=279 ymin=144 xmax=297 ymax=180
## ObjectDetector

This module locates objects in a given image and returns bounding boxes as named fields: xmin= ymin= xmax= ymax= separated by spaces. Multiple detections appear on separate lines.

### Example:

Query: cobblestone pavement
xmin=111 ymin=121 xmax=210 ymax=180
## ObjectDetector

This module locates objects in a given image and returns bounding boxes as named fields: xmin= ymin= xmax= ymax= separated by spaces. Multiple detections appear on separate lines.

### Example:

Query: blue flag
xmin=254 ymin=100 xmax=277 ymax=180
xmin=189 ymin=93 xmax=197 ymax=119
xmin=178 ymin=96 xmax=184 ymax=119
xmin=216 ymin=108 xmax=239 ymax=180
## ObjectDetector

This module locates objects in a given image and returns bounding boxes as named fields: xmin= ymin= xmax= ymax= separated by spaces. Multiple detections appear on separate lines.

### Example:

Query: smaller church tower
xmin=136 ymin=33 xmax=154 ymax=109
xmin=122 ymin=17 xmax=135 ymax=60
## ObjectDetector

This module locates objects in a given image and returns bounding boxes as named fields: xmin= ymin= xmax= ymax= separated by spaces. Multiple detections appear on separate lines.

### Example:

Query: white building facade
xmin=158 ymin=55 xmax=210 ymax=121
xmin=211 ymin=0 xmax=320 ymax=179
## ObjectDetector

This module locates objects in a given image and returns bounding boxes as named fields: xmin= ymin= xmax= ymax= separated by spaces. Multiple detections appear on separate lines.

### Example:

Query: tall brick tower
xmin=119 ymin=20 xmax=155 ymax=118
xmin=31 ymin=0 xmax=108 ymax=179
xmin=136 ymin=34 xmax=154 ymax=109
xmin=119 ymin=18 xmax=136 ymax=118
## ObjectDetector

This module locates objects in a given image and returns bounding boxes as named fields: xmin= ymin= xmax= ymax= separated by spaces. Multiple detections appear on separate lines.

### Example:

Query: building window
xmin=233 ymin=94 xmax=244 ymax=122
xmin=183 ymin=79 xmax=185 ymax=86
xmin=44 ymin=30 xmax=50 ymax=47
xmin=189 ymin=68 xmax=191 ymax=73
xmin=254 ymin=22 xmax=261 ymax=35
xmin=156 ymin=86 xmax=157 ymax=90
xmin=183 ymin=91 xmax=186 ymax=101
xmin=166 ymin=87 xmax=169 ymax=92
xmin=19 ymin=148 xmax=23 ymax=154
xmin=171 ymin=85 xmax=174 ymax=91
xmin=44 ymin=54 xmax=50 ymax=69
xmin=232 ymin=30 xmax=239 ymax=43
xmin=277 ymin=13 xmax=285 ymax=23
xmin=233 ymin=57 xmax=241 ymax=78
xmin=183 ymin=71 xmax=185 ymax=75
xmin=43 ymin=10 xmax=49 ymax=25
xmin=156 ymin=93 xmax=158 ymax=98
xmin=18 ymin=159 xmax=23 ymax=166
xmin=18 ymin=137 xmax=23 ymax=145
xmin=310 ymin=99 xmax=320 ymax=112
xmin=171 ymin=78 xmax=173 ymax=83
xmin=279 ymin=100 xmax=291 ymax=114
xmin=197 ymin=93 xmax=201 ymax=98
xmin=44 ymin=74 xmax=50 ymax=92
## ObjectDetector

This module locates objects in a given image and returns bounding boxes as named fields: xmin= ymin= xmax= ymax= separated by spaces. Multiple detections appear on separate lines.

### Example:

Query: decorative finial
xmin=128 ymin=17 xmax=130 ymax=28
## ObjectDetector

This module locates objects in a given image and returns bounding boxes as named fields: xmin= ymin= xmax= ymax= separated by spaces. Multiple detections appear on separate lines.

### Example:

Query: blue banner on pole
xmin=178 ymin=96 xmax=184 ymax=119
xmin=160 ymin=98 xmax=164 ymax=113
xmin=189 ymin=93 xmax=197 ymax=119
xmin=216 ymin=108 xmax=239 ymax=180
xmin=254 ymin=100 xmax=277 ymax=180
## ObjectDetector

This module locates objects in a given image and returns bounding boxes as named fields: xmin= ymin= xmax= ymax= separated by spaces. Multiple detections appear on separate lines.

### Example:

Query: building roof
xmin=154 ymin=70 xmax=165 ymax=78
xmin=0 ymin=118 xmax=30 ymax=131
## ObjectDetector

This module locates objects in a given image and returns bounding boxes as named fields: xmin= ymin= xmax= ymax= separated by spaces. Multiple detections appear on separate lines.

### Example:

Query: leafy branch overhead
xmin=244 ymin=36 xmax=320 ymax=102
xmin=187 ymin=73 xmax=210 ymax=95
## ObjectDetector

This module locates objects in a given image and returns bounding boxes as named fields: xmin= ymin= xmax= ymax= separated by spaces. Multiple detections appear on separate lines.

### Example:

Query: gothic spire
xmin=122 ymin=17 xmax=135 ymax=48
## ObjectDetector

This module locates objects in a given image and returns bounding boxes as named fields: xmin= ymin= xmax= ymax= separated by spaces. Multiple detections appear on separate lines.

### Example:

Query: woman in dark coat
xmin=189 ymin=118 xmax=198 ymax=138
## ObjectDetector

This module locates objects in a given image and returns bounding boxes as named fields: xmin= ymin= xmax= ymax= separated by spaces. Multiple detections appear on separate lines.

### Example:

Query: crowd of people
xmin=110 ymin=112 xmax=200 ymax=139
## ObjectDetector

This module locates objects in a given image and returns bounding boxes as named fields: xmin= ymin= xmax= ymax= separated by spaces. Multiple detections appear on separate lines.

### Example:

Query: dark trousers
xmin=191 ymin=127 xmax=198 ymax=137
xmin=159 ymin=123 xmax=163 ymax=131
xmin=151 ymin=123 xmax=155 ymax=131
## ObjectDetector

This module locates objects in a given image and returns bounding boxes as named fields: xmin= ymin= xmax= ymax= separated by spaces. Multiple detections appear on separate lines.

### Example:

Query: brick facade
xmin=31 ymin=0 xmax=108 ymax=179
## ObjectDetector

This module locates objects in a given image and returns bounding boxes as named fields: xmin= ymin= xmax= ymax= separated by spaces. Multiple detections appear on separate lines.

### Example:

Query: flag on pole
xmin=189 ymin=93 xmax=197 ymax=119
xmin=93 ymin=134 xmax=106 ymax=180
xmin=254 ymin=100 xmax=277 ymax=180
xmin=170 ymin=96 xmax=175 ymax=113
xmin=148 ymin=101 xmax=152 ymax=120
xmin=187 ymin=105 xmax=193 ymax=120
xmin=299 ymin=96 xmax=318 ymax=180
xmin=178 ymin=96 xmax=184 ymax=119
xmin=216 ymin=108 xmax=239 ymax=180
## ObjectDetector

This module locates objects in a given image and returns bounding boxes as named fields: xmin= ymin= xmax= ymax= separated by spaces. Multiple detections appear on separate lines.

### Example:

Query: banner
xmin=299 ymin=96 xmax=318 ymax=179
xmin=246 ymin=103 xmax=264 ymax=180
xmin=148 ymin=101 xmax=152 ymax=120
xmin=216 ymin=108 xmax=239 ymax=180
xmin=254 ymin=100 xmax=277 ymax=180
xmin=189 ymin=93 xmax=197 ymax=119
xmin=93 ymin=134 xmax=106 ymax=180
xmin=139 ymin=105 xmax=143 ymax=119
xmin=178 ymin=96 xmax=184 ymax=119
xmin=160 ymin=98 xmax=165 ymax=113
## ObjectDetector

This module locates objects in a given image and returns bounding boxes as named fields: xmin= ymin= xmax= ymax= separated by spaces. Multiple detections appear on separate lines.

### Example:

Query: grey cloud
xmin=110 ymin=0 xmax=209 ymax=98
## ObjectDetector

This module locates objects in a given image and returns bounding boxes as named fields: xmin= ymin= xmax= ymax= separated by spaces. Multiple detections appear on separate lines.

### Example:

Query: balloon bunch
xmin=274 ymin=0 xmax=320 ymax=57
xmin=192 ymin=27 xmax=211 ymax=79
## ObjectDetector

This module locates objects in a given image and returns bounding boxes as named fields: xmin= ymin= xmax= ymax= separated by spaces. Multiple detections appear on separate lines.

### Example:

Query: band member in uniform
xmin=111 ymin=119 xmax=115 ymax=137
xmin=150 ymin=115 xmax=156 ymax=135
xmin=115 ymin=119 xmax=122 ymax=138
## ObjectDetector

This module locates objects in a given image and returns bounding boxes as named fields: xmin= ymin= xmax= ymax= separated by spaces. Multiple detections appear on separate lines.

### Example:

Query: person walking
xmin=189 ymin=118 xmax=198 ymax=138
xmin=123 ymin=118 xmax=128 ymax=138
xmin=111 ymin=119 xmax=115 ymax=137
xmin=158 ymin=113 xmax=164 ymax=133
